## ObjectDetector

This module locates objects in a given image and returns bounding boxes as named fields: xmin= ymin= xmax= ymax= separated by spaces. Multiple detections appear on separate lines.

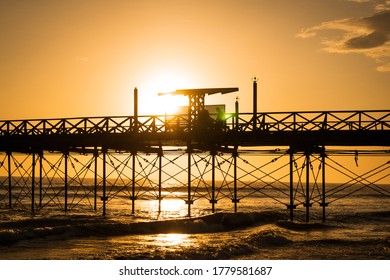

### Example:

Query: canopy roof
xmin=158 ymin=87 xmax=239 ymax=96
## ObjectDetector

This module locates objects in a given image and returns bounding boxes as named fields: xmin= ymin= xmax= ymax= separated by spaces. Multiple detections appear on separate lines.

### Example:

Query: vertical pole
xmin=158 ymin=149 xmax=162 ymax=214
xmin=94 ymin=149 xmax=98 ymax=211
xmin=289 ymin=150 xmax=294 ymax=221
xmin=134 ymin=87 xmax=138 ymax=132
xmin=211 ymin=151 xmax=216 ymax=213
xmin=39 ymin=152 xmax=43 ymax=209
xmin=235 ymin=97 xmax=239 ymax=130
xmin=102 ymin=149 xmax=107 ymax=216
xmin=64 ymin=152 xmax=68 ymax=212
xmin=187 ymin=143 xmax=192 ymax=217
xmin=305 ymin=153 xmax=310 ymax=222
xmin=7 ymin=151 xmax=12 ymax=209
xmin=321 ymin=150 xmax=327 ymax=222
xmin=233 ymin=147 xmax=239 ymax=212
xmin=31 ymin=153 xmax=35 ymax=214
xmin=253 ymin=77 xmax=258 ymax=130
xmin=131 ymin=151 xmax=136 ymax=215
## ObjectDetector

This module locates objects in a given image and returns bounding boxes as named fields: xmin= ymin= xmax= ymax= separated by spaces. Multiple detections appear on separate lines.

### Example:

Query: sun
xmin=159 ymin=94 xmax=188 ymax=115
xmin=137 ymin=70 xmax=192 ymax=115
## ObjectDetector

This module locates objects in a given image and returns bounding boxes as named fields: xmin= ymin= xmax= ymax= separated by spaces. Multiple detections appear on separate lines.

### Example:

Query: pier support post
xmin=305 ymin=153 xmax=311 ymax=222
xmin=94 ymin=148 xmax=98 ymax=211
xmin=64 ymin=152 xmax=68 ymax=212
xmin=187 ymin=143 xmax=193 ymax=217
xmin=7 ymin=151 xmax=11 ymax=208
xmin=321 ymin=150 xmax=327 ymax=222
xmin=131 ymin=151 xmax=136 ymax=215
xmin=39 ymin=151 xmax=43 ymax=209
xmin=102 ymin=149 xmax=107 ymax=216
xmin=158 ymin=148 xmax=162 ymax=214
xmin=211 ymin=151 xmax=216 ymax=213
xmin=289 ymin=150 xmax=295 ymax=221
xmin=31 ymin=153 xmax=36 ymax=213
xmin=232 ymin=147 xmax=239 ymax=212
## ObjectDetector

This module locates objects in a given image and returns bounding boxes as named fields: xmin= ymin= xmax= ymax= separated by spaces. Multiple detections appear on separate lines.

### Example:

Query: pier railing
xmin=233 ymin=110 xmax=390 ymax=132
xmin=0 ymin=110 xmax=389 ymax=136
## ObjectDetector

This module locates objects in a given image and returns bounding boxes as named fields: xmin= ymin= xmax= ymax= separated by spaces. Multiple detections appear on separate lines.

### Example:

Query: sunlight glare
xmin=137 ymin=70 xmax=192 ymax=115
xmin=155 ymin=233 xmax=190 ymax=247
xmin=159 ymin=94 xmax=187 ymax=115
xmin=162 ymin=199 xmax=184 ymax=212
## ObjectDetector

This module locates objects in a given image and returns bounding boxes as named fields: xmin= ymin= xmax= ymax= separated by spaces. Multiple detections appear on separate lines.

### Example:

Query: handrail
xmin=0 ymin=110 xmax=389 ymax=136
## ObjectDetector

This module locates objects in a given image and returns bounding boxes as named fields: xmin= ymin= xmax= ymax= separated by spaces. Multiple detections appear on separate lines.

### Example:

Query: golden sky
xmin=0 ymin=0 xmax=389 ymax=120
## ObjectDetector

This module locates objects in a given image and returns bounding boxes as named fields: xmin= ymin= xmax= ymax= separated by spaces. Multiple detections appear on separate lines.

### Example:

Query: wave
xmin=275 ymin=220 xmax=339 ymax=231
xmin=1 ymin=208 xmax=387 ymax=246
xmin=0 ymin=211 xmax=289 ymax=245
xmin=2 ymin=209 xmax=390 ymax=260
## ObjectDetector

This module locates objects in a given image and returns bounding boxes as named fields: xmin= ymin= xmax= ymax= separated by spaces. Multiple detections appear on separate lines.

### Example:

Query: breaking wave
xmin=1 ymin=208 xmax=390 ymax=260
xmin=0 ymin=211 xmax=289 ymax=244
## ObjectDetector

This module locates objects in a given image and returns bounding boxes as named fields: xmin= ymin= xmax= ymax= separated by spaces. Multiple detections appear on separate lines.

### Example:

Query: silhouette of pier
xmin=0 ymin=82 xmax=389 ymax=221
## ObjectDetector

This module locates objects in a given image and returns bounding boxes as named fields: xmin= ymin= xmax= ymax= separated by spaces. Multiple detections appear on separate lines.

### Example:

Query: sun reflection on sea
xmin=154 ymin=233 xmax=191 ymax=247
xmin=145 ymin=199 xmax=189 ymax=220
xmin=162 ymin=199 xmax=183 ymax=212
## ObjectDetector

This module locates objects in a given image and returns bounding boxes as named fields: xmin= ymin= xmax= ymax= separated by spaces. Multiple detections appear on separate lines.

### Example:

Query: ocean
xmin=1 ymin=183 xmax=390 ymax=260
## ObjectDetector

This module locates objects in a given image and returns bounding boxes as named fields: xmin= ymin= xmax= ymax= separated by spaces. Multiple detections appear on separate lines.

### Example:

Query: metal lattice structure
xmin=0 ymin=108 xmax=389 ymax=221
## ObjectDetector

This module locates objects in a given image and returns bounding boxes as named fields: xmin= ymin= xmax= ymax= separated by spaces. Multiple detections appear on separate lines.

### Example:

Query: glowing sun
xmin=138 ymin=70 xmax=192 ymax=115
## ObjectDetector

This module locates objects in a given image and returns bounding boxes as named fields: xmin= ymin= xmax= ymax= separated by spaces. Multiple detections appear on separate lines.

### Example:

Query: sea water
xmin=1 ymin=184 xmax=390 ymax=260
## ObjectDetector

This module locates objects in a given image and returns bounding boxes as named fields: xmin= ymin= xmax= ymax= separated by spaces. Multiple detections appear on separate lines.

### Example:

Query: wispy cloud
xmin=347 ymin=0 xmax=371 ymax=3
xmin=298 ymin=1 xmax=390 ymax=72
xmin=375 ymin=0 xmax=390 ymax=11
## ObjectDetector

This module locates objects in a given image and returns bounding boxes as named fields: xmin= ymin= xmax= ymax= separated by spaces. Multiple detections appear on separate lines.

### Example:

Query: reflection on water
xmin=153 ymin=233 xmax=191 ymax=247
xmin=1 ymin=184 xmax=390 ymax=259
xmin=141 ymin=199 xmax=190 ymax=220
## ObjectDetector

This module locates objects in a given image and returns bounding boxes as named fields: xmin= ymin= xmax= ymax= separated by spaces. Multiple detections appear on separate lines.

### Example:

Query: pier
xmin=0 ymin=83 xmax=389 ymax=222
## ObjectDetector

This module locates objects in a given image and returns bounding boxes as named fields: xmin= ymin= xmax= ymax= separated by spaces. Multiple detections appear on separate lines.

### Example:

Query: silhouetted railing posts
xmin=134 ymin=87 xmax=138 ymax=133
xmin=0 ymin=110 xmax=389 ymax=136
xmin=253 ymin=77 xmax=258 ymax=130
xmin=234 ymin=97 xmax=239 ymax=130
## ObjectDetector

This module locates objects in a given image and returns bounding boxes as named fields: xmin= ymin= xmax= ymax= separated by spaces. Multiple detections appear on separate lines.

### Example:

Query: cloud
xmin=298 ymin=2 xmax=390 ymax=72
xmin=347 ymin=0 xmax=371 ymax=3
xmin=345 ymin=31 xmax=388 ymax=48
xmin=347 ymin=0 xmax=390 ymax=11
xmin=375 ymin=0 xmax=390 ymax=11
xmin=377 ymin=62 xmax=390 ymax=71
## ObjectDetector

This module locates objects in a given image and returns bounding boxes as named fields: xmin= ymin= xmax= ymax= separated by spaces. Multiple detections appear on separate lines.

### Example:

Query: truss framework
xmin=1 ymin=147 xmax=389 ymax=222
xmin=0 ymin=110 xmax=389 ymax=221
